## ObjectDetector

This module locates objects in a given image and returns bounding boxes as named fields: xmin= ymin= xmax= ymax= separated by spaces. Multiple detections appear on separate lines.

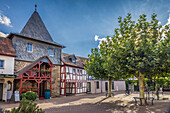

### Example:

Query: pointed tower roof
xmin=20 ymin=5 xmax=53 ymax=42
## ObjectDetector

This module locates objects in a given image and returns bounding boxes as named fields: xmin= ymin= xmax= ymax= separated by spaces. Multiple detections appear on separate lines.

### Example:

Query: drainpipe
xmin=95 ymin=81 xmax=96 ymax=94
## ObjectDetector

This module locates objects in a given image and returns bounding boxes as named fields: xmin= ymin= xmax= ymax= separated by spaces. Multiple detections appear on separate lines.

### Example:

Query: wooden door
xmin=0 ymin=83 xmax=3 ymax=101
xmin=39 ymin=82 xmax=45 ymax=97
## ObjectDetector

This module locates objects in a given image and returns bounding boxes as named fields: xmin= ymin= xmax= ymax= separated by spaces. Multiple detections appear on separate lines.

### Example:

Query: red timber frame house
xmin=15 ymin=56 xmax=53 ymax=98
xmin=60 ymin=53 xmax=87 ymax=96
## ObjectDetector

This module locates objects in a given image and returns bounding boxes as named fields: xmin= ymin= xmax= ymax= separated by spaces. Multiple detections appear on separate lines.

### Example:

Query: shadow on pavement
xmin=44 ymin=100 xmax=170 ymax=113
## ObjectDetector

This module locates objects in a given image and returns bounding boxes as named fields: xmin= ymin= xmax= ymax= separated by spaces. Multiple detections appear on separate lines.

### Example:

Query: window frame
xmin=0 ymin=60 xmax=4 ymax=69
xmin=112 ymin=82 xmax=114 ymax=90
xmin=49 ymin=48 xmax=54 ymax=57
xmin=27 ymin=43 xmax=33 ymax=52
xmin=72 ymin=56 xmax=76 ymax=63
xmin=96 ymin=81 xmax=99 ymax=89
xmin=73 ymin=68 xmax=75 ymax=75
xmin=80 ymin=70 xmax=82 ymax=76
xmin=80 ymin=83 xmax=82 ymax=88
xmin=77 ymin=69 xmax=79 ymax=75
xmin=77 ymin=83 xmax=79 ymax=88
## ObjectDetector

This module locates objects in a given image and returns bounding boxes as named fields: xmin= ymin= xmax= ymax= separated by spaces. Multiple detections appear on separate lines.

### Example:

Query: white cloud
xmin=158 ymin=21 xmax=161 ymax=25
xmin=95 ymin=35 xmax=110 ymax=48
xmin=0 ymin=13 xmax=12 ymax=27
xmin=0 ymin=32 xmax=8 ymax=37
xmin=5 ymin=4 xmax=10 ymax=9
xmin=94 ymin=35 xmax=99 ymax=41
xmin=160 ymin=13 xmax=170 ymax=39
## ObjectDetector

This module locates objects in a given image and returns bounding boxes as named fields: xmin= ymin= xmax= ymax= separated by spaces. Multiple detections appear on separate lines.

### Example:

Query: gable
xmin=41 ymin=57 xmax=50 ymax=63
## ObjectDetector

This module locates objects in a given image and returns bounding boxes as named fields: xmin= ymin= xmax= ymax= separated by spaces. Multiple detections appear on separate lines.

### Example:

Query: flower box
xmin=33 ymin=67 xmax=39 ymax=71
xmin=31 ymin=89 xmax=38 ymax=92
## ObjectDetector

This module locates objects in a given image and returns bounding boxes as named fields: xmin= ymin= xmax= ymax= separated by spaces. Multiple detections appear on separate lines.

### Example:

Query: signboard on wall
xmin=14 ymin=91 xmax=20 ymax=102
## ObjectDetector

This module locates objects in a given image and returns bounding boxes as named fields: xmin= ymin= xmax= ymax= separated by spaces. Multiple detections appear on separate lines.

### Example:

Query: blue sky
xmin=0 ymin=0 xmax=170 ymax=57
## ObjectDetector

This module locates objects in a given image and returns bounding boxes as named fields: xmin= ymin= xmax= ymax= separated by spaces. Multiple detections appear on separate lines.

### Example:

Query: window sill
xmin=27 ymin=51 xmax=33 ymax=53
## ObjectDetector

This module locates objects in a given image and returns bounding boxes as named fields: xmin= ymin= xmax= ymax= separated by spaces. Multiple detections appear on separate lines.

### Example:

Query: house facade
xmin=7 ymin=7 xmax=65 ymax=98
xmin=0 ymin=37 xmax=17 ymax=102
xmin=87 ymin=75 xmax=126 ymax=94
xmin=60 ymin=53 xmax=87 ymax=96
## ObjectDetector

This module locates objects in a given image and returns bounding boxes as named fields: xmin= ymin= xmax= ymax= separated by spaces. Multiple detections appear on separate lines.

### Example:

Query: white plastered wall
xmin=87 ymin=80 xmax=126 ymax=94
xmin=0 ymin=55 xmax=15 ymax=75
xmin=114 ymin=81 xmax=126 ymax=91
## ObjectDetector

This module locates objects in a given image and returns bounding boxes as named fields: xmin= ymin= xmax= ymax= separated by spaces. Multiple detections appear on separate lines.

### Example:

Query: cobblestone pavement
xmin=0 ymin=91 xmax=170 ymax=113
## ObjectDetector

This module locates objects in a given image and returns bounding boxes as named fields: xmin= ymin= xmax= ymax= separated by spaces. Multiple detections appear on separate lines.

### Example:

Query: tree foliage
xmin=5 ymin=98 xmax=44 ymax=113
xmin=85 ymin=13 xmax=169 ymax=104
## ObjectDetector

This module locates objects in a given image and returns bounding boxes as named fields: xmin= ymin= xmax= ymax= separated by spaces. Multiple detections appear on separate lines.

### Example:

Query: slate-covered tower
xmin=8 ymin=5 xmax=65 ymax=97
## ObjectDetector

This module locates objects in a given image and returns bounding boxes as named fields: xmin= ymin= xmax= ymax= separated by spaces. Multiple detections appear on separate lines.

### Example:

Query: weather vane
xmin=35 ymin=4 xmax=37 ymax=12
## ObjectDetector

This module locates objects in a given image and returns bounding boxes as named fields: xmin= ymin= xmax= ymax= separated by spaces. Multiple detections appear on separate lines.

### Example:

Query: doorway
xmin=39 ymin=82 xmax=45 ymax=98
xmin=0 ymin=83 xmax=3 ymax=101
xmin=87 ymin=82 xmax=91 ymax=92
xmin=105 ymin=82 xmax=108 ymax=92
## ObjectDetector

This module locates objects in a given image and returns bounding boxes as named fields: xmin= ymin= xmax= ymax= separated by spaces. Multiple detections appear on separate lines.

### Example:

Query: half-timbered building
xmin=7 ymin=6 xmax=65 ymax=98
xmin=60 ymin=53 xmax=88 ymax=96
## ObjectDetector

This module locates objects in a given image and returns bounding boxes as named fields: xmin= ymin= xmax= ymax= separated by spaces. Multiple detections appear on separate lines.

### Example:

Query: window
xmin=49 ymin=48 xmax=54 ymax=56
xmin=96 ymin=81 xmax=99 ymax=89
xmin=7 ymin=81 xmax=12 ymax=91
xmin=112 ymin=82 xmax=114 ymax=90
xmin=77 ymin=69 xmax=79 ymax=75
xmin=0 ymin=60 xmax=4 ymax=68
xmin=77 ymin=83 xmax=79 ymax=88
xmin=73 ymin=68 xmax=75 ymax=74
xmin=80 ymin=83 xmax=82 ymax=88
xmin=27 ymin=43 xmax=33 ymax=52
xmin=80 ymin=70 xmax=82 ymax=75
xmin=72 ymin=56 xmax=76 ymax=63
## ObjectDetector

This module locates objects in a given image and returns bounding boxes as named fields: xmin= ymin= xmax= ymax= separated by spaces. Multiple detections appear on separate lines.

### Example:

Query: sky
xmin=0 ymin=0 xmax=170 ymax=57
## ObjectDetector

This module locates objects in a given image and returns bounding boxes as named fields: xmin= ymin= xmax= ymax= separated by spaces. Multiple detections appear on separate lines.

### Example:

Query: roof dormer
xmin=68 ymin=54 xmax=76 ymax=63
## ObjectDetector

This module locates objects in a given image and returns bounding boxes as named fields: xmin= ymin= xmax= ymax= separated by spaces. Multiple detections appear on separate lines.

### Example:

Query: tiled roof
xmin=8 ymin=33 xmax=65 ymax=48
xmin=61 ymin=53 xmax=88 ymax=68
xmin=0 ymin=37 xmax=17 ymax=57
xmin=13 ymin=10 xmax=65 ymax=48
xmin=20 ymin=11 xmax=53 ymax=42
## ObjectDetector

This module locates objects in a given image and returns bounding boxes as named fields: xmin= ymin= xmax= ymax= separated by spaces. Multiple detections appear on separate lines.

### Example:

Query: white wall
xmin=0 ymin=55 xmax=15 ymax=75
xmin=87 ymin=80 xmax=114 ymax=94
xmin=114 ymin=81 xmax=126 ymax=91
xmin=87 ymin=80 xmax=126 ymax=94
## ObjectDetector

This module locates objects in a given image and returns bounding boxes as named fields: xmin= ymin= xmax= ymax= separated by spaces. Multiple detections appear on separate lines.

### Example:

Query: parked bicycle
xmin=125 ymin=89 xmax=132 ymax=95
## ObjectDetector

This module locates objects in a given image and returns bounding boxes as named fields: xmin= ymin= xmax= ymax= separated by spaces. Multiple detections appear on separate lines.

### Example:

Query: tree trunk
xmin=138 ymin=72 xmax=146 ymax=105
xmin=155 ymin=80 xmax=159 ymax=100
xmin=108 ymin=78 xmax=112 ymax=97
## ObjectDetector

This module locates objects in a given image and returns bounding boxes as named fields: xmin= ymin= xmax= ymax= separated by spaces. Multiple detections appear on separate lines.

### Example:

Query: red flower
xmin=27 ymin=86 xmax=32 ymax=89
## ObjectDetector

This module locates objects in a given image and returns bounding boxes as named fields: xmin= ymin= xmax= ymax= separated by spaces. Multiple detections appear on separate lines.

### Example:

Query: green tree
xmin=85 ymin=37 xmax=125 ymax=97
xmin=112 ymin=13 xmax=169 ymax=105
xmin=85 ymin=47 xmax=114 ymax=97
xmin=86 ymin=13 xmax=169 ymax=105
